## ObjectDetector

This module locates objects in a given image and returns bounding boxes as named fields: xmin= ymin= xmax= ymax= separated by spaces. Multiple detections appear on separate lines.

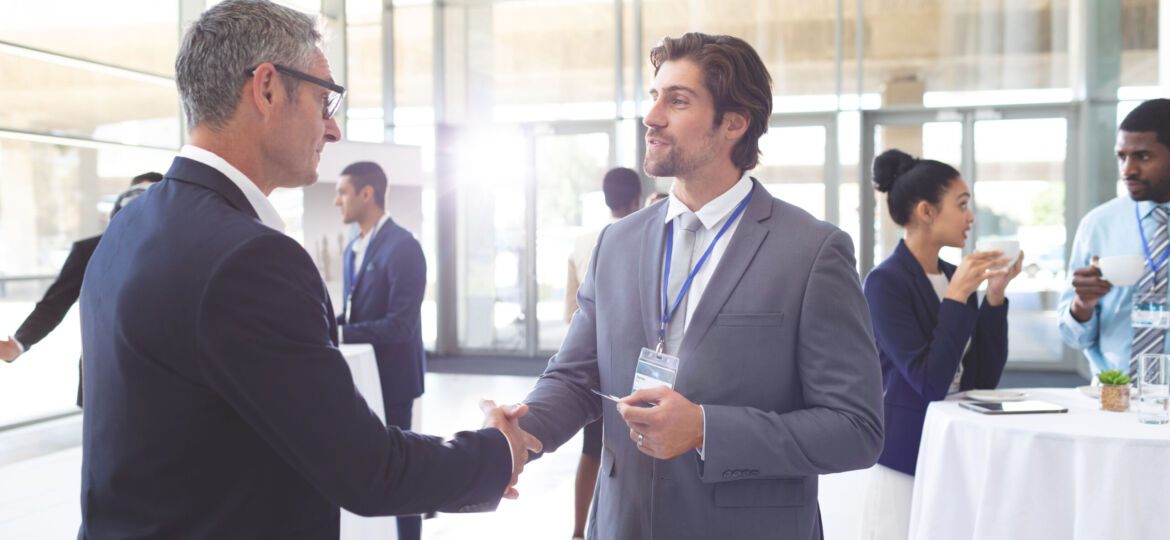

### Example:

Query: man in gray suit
xmin=512 ymin=33 xmax=883 ymax=539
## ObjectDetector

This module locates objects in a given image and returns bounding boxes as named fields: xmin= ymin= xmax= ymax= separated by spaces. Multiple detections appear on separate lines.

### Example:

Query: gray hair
xmin=176 ymin=0 xmax=321 ymax=130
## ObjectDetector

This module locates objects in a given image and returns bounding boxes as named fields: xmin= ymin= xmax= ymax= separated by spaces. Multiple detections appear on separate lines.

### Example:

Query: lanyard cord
xmin=658 ymin=189 xmax=753 ymax=345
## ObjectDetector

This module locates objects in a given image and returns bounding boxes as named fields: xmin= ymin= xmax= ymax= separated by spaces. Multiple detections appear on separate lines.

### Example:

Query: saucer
xmin=964 ymin=389 xmax=1028 ymax=403
xmin=1077 ymin=385 xmax=1140 ymax=399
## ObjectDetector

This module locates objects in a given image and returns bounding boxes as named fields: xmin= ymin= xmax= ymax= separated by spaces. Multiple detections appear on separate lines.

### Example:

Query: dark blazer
xmin=863 ymin=239 xmax=1008 ymax=475
xmin=14 ymin=235 xmax=100 ymax=350
xmin=78 ymin=156 xmax=509 ymax=539
xmin=339 ymin=217 xmax=426 ymax=411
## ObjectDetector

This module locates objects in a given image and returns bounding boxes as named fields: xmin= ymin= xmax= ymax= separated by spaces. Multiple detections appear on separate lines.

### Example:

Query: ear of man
xmin=722 ymin=110 xmax=749 ymax=140
xmin=248 ymin=64 xmax=281 ymax=116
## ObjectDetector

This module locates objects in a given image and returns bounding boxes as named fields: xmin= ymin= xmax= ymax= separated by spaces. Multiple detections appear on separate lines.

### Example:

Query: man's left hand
xmin=617 ymin=386 xmax=703 ymax=460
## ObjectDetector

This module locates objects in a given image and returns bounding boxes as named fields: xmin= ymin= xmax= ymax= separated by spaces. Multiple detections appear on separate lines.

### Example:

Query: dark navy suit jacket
xmin=862 ymin=240 xmax=1008 ymax=475
xmin=78 ymin=157 xmax=509 ymax=539
xmin=339 ymin=217 xmax=426 ymax=413
xmin=15 ymin=235 xmax=99 ymax=351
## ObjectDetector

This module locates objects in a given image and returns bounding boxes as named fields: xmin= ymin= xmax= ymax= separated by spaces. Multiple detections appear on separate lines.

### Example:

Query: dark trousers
xmin=385 ymin=401 xmax=421 ymax=540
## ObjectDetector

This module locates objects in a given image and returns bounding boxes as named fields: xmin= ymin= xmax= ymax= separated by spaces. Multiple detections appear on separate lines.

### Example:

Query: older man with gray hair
xmin=77 ymin=1 xmax=539 ymax=538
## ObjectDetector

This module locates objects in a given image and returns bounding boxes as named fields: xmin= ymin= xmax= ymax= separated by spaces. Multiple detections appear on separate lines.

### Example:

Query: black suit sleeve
xmin=14 ymin=236 xmax=100 ymax=350
xmin=195 ymin=233 xmax=509 ymax=515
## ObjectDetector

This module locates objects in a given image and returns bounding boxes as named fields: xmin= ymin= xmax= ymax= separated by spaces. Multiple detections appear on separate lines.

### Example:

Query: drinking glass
xmin=1137 ymin=354 xmax=1170 ymax=425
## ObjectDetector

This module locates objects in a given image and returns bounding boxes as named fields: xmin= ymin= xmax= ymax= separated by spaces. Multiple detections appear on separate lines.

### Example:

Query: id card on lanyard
xmin=1133 ymin=204 xmax=1170 ymax=329
xmin=633 ymin=189 xmax=753 ymax=394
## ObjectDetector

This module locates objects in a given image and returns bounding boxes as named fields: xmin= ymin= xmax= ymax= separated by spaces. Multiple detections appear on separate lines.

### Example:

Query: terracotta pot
xmin=1100 ymin=384 xmax=1130 ymax=412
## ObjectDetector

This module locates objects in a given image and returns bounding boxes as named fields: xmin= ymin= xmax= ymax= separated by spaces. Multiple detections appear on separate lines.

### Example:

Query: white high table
xmin=909 ymin=388 xmax=1170 ymax=540
xmin=338 ymin=344 xmax=398 ymax=540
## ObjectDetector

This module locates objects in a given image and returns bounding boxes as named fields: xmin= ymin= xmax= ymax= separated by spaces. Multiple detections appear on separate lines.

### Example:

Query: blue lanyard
xmin=1136 ymin=204 xmax=1170 ymax=273
xmin=659 ymin=190 xmax=753 ymax=349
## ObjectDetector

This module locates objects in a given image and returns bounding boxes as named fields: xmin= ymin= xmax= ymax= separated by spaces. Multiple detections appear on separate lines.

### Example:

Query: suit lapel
xmin=343 ymin=237 xmax=357 ymax=300
xmin=639 ymin=204 xmax=669 ymax=349
xmin=679 ymin=180 xmax=771 ymax=354
xmin=892 ymin=240 xmax=942 ymax=326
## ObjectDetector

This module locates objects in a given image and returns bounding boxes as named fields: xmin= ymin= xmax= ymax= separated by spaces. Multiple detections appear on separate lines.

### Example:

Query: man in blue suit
xmin=77 ymin=1 xmax=538 ymax=538
xmin=334 ymin=160 xmax=427 ymax=540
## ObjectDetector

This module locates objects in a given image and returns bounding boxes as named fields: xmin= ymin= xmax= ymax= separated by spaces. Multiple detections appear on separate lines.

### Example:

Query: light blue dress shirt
xmin=1059 ymin=196 xmax=1170 ymax=374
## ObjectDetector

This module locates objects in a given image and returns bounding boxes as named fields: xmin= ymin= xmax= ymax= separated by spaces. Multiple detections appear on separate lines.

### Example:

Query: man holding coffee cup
xmin=1060 ymin=98 xmax=1170 ymax=378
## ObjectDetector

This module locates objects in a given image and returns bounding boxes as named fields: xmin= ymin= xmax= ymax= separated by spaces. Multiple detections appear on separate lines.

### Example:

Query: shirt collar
xmin=360 ymin=213 xmax=391 ymax=244
xmin=179 ymin=145 xmax=286 ymax=232
xmin=664 ymin=172 xmax=753 ymax=229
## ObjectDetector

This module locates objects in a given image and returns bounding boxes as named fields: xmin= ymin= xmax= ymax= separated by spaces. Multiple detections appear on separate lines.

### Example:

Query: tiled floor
xmin=0 ymin=372 xmax=869 ymax=539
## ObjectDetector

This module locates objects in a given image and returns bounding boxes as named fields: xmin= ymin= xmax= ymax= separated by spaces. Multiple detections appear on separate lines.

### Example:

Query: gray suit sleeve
xmin=699 ymin=229 xmax=884 ymax=481
xmin=518 ymin=230 xmax=607 ymax=457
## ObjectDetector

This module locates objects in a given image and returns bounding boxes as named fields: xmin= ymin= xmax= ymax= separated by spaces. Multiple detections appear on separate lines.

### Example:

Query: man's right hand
xmin=1070 ymin=256 xmax=1111 ymax=322
xmin=479 ymin=399 xmax=542 ymax=499
xmin=0 ymin=336 xmax=23 ymax=363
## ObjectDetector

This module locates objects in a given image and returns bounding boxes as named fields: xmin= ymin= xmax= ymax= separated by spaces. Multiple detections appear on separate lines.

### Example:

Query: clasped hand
xmin=479 ymin=399 xmax=542 ymax=499
xmin=616 ymin=386 xmax=704 ymax=460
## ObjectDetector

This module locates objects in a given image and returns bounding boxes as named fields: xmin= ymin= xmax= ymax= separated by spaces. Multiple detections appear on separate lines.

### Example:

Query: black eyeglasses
xmin=246 ymin=63 xmax=346 ymax=120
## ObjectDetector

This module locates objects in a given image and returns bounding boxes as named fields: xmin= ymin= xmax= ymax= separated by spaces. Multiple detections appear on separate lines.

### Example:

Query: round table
xmin=909 ymin=388 xmax=1170 ymax=540
xmin=337 ymin=343 xmax=398 ymax=540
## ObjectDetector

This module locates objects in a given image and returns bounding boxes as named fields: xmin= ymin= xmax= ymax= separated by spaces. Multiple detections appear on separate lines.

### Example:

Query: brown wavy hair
xmin=649 ymin=33 xmax=773 ymax=172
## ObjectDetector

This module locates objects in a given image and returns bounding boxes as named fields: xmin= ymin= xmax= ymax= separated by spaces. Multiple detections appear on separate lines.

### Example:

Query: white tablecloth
xmin=338 ymin=344 xmax=397 ymax=540
xmin=909 ymin=388 xmax=1170 ymax=540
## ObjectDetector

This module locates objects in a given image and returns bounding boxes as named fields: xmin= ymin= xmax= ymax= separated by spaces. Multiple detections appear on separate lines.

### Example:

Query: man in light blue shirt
xmin=1060 ymin=98 xmax=1170 ymax=375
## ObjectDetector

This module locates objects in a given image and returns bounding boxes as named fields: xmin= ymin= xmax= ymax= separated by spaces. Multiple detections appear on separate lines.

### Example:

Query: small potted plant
xmin=1098 ymin=369 xmax=1132 ymax=412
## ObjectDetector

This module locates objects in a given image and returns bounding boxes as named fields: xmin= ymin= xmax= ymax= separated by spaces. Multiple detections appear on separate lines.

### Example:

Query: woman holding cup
xmin=858 ymin=149 xmax=1023 ymax=539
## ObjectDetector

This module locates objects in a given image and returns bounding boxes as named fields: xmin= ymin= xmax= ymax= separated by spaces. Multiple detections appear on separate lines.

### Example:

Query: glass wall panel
xmin=0 ymin=138 xmax=175 ymax=427
xmin=0 ymin=49 xmax=180 ymax=147
xmin=640 ymin=0 xmax=845 ymax=113
xmin=0 ymin=1 xmax=178 ymax=76
xmin=490 ymin=0 xmax=614 ymax=121
xmin=455 ymin=126 xmax=528 ymax=352
xmin=973 ymin=117 xmax=1067 ymax=363
xmin=534 ymin=130 xmax=613 ymax=352
xmin=757 ymin=125 xmax=826 ymax=219
xmin=866 ymin=0 xmax=1071 ymax=107
xmin=1121 ymin=0 xmax=1158 ymax=88
xmin=346 ymin=0 xmax=384 ymax=142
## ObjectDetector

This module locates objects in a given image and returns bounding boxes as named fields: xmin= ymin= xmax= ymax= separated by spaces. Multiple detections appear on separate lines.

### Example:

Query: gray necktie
xmin=664 ymin=212 xmax=702 ymax=355
xmin=1131 ymin=206 xmax=1170 ymax=378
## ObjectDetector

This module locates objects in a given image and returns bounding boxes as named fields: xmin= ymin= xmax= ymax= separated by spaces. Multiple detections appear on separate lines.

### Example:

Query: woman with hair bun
xmin=858 ymin=149 xmax=1023 ymax=539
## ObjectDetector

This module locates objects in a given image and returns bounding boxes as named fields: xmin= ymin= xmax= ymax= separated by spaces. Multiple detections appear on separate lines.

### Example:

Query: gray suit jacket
xmin=520 ymin=179 xmax=883 ymax=540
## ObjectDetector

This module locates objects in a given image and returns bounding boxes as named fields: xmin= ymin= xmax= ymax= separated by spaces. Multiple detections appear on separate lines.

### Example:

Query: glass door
xmin=532 ymin=123 xmax=615 ymax=354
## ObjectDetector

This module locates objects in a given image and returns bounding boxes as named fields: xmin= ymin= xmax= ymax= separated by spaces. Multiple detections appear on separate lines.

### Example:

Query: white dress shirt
xmin=179 ymin=145 xmax=285 ymax=232
xmin=925 ymin=272 xmax=971 ymax=394
xmin=349 ymin=213 xmax=391 ymax=284
xmin=662 ymin=172 xmax=753 ymax=328
xmin=661 ymin=172 xmax=753 ymax=460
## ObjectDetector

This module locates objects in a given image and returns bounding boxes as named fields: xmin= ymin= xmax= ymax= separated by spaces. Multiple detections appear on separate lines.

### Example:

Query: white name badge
xmin=1133 ymin=301 xmax=1170 ymax=329
xmin=632 ymin=347 xmax=680 ymax=393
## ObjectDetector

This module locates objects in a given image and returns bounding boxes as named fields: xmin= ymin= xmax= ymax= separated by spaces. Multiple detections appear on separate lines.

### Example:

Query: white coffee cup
xmin=977 ymin=240 xmax=1020 ymax=269
xmin=1098 ymin=255 xmax=1147 ymax=286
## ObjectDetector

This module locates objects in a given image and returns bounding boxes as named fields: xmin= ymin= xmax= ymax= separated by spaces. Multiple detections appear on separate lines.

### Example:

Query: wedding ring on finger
xmin=637 ymin=432 xmax=644 ymax=447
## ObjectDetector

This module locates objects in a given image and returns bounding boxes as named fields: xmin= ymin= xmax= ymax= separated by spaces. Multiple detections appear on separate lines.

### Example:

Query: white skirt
xmin=858 ymin=463 xmax=915 ymax=540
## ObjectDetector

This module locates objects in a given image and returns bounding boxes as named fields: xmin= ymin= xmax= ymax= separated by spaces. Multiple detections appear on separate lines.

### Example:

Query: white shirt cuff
xmin=696 ymin=404 xmax=707 ymax=460
xmin=1059 ymin=304 xmax=1095 ymax=345
xmin=13 ymin=337 xmax=24 ymax=354
xmin=338 ymin=326 xmax=345 ymax=344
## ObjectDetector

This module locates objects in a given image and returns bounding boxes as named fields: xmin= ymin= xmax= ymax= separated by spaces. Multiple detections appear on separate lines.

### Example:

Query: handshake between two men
xmin=482 ymin=384 xmax=706 ymax=498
